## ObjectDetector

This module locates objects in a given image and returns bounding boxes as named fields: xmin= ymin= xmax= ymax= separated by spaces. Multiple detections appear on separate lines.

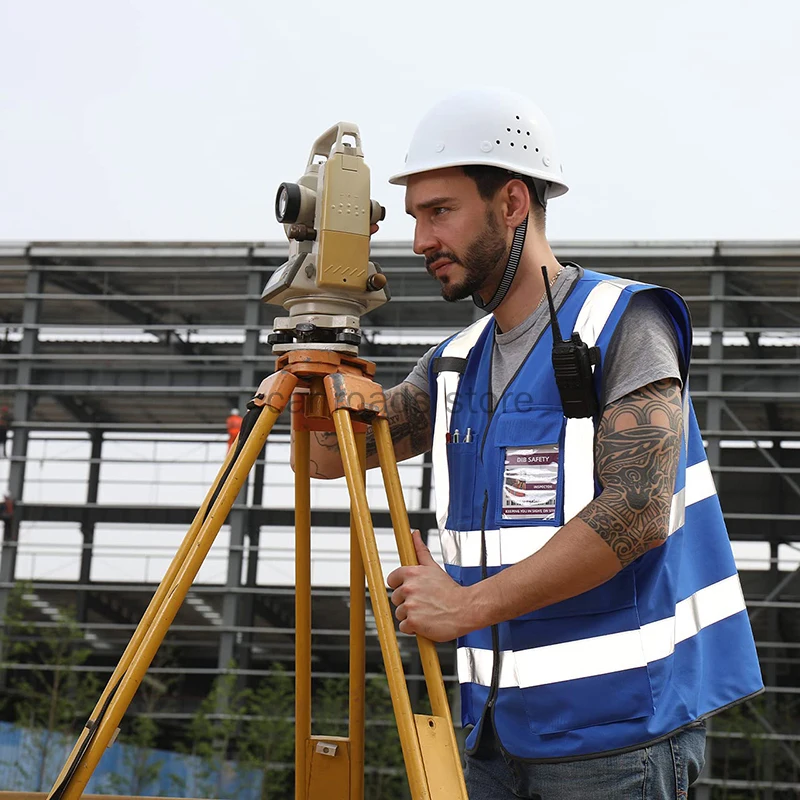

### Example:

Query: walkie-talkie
xmin=542 ymin=266 xmax=601 ymax=418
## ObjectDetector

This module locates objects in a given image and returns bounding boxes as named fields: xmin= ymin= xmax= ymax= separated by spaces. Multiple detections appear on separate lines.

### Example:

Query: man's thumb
xmin=412 ymin=530 xmax=436 ymax=565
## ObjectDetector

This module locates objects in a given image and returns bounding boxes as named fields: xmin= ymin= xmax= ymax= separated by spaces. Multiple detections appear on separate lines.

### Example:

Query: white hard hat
xmin=389 ymin=87 xmax=568 ymax=200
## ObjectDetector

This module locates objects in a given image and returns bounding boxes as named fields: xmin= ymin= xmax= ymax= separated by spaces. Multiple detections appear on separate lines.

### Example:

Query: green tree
xmin=363 ymin=675 xmax=408 ymax=800
xmin=96 ymin=669 xmax=179 ymax=796
xmin=237 ymin=665 xmax=295 ymax=799
xmin=182 ymin=667 xmax=433 ymax=800
xmin=709 ymin=695 xmax=800 ymax=799
xmin=185 ymin=668 xmax=251 ymax=798
xmin=0 ymin=582 xmax=100 ymax=791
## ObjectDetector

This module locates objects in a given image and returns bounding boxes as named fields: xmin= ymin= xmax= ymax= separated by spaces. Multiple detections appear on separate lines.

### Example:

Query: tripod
xmin=45 ymin=348 xmax=468 ymax=800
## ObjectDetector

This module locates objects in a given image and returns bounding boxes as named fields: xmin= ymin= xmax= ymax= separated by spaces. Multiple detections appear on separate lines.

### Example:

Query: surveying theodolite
xmin=41 ymin=123 xmax=468 ymax=800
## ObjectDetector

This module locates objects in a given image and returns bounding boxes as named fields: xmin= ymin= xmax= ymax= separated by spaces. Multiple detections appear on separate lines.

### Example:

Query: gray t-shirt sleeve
xmin=403 ymin=343 xmax=438 ymax=396
xmin=601 ymin=291 xmax=683 ymax=406
xmin=406 ymin=291 xmax=682 ymax=406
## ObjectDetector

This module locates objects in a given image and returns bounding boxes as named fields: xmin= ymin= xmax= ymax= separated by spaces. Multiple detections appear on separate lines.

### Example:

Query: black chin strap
xmin=472 ymin=214 xmax=528 ymax=314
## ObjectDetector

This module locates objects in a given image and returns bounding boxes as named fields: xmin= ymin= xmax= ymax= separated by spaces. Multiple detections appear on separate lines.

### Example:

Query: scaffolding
xmin=0 ymin=240 xmax=799 ymax=795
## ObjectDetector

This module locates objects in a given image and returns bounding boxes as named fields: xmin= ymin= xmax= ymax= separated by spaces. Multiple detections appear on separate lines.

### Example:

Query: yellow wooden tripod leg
xmin=349 ymin=431 xmax=367 ymax=800
xmin=294 ymin=425 xmax=312 ymax=800
xmin=294 ymin=396 xmax=365 ymax=800
xmin=47 ymin=370 xmax=297 ymax=800
xmin=46 ymin=438 xmax=240 ymax=799
xmin=332 ymin=407 xmax=432 ymax=800
xmin=373 ymin=417 xmax=469 ymax=799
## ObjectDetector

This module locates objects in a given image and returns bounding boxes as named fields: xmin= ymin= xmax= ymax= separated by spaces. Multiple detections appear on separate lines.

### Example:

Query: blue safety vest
xmin=427 ymin=268 xmax=763 ymax=760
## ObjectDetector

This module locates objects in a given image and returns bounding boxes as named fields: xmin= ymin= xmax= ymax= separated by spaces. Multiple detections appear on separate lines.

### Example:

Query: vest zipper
xmin=479 ymin=490 xmax=501 ymax=715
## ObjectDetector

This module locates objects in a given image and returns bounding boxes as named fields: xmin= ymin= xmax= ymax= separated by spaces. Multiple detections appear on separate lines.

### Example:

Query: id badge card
xmin=502 ymin=444 xmax=559 ymax=521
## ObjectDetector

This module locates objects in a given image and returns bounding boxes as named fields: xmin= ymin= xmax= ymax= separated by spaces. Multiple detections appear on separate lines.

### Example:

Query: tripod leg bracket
xmin=324 ymin=372 xmax=386 ymax=424
xmin=251 ymin=369 xmax=298 ymax=410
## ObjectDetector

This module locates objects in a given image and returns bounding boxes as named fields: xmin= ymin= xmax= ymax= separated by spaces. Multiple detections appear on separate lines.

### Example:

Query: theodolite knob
xmin=367 ymin=273 xmax=388 ymax=291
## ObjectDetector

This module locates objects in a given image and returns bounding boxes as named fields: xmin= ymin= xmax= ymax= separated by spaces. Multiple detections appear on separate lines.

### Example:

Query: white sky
xmin=1 ymin=0 xmax=799 ymax=243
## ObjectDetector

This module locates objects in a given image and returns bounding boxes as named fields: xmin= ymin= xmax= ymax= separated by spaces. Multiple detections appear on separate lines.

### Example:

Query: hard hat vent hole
xmin=496 ymin=140 xmax=501 ymax=145
xmin=517 ymin=129 xmax=521 ymax=134
xmin=526 ymin=131 xmax=530 ymax=136
xmin=535 ymin=148 xmax=539 ymax=153
xmin=506 ymin=127 xmax=511 ymax=132
xmin=510 ymin=142 xmax=514 ymax=147
xmin=515 ymin=115 xmax=520 ymax=120
xmin=523 ymin=145 xmax=527 ymax=150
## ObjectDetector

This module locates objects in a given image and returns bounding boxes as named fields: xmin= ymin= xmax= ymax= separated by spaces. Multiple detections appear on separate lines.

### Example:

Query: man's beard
xmin=425 ymin=208 xmax=510 ymax=302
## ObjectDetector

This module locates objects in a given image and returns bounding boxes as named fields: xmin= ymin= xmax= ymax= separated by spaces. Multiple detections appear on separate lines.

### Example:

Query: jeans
xmin=464 ymin=723 xmax=706 ymax=800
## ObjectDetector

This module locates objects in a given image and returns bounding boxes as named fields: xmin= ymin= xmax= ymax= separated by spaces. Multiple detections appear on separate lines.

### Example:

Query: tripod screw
xmin=295 ymin=323 xmax=318 ymax=343
xmin=336 ymin=329 xmax=361 ymax=347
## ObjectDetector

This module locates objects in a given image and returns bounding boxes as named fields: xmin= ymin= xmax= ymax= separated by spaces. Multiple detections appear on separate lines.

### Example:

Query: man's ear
xmin=503 ymin=179 xmax=531 ymax=229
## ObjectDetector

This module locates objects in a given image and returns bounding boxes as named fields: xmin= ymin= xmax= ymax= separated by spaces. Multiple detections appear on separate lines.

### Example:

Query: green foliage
xmin=709 ymin=695 xmax=800 ymax=799
xmin=185 ymin=666 xmax=411 ymax=800
xmin=184 ymin=668 xmax=248 ymax=798
xmin=237 ymin=664 xmax=295 ymax=799
xmin=96 ymin=670 xmax=178 ymax=796
xmin=362 ymin=675 xmax=407 ymax=800
xmin=0 ymin=581 xmax=101 ymax=791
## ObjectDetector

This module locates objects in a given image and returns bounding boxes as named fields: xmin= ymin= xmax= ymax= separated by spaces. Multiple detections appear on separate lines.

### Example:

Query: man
xmin=303 ymin=88 xmax=763 ymax=798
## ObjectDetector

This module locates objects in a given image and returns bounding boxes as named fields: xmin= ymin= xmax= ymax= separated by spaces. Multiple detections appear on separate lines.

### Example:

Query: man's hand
xmin=386 ymin=531 xmax=474 ymax=642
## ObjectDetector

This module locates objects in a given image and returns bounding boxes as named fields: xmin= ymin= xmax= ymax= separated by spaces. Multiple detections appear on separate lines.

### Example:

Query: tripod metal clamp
xmin=292 ymin=396 xmax=369 ymax=435
xmin=251 ymin=370 xmax=297 ymax=410
xmin=324 ymin=372 xmax=387 ymax=425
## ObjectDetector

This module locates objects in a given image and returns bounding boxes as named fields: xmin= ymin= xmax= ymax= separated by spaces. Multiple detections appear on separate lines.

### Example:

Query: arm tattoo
xmin=308 ymin=383 xmax=431 ymax=477
xmin=368 ymin=383 xmax=431 ymax=459
xmin=577 ymin=379 xmax=683 ymax=567
xmin=310 ymin=430 xmax=341 ymax=479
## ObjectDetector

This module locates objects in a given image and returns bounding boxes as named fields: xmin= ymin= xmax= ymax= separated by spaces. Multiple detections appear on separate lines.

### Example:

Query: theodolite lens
xmin=275 ymin=182 xmax=302 ymax=224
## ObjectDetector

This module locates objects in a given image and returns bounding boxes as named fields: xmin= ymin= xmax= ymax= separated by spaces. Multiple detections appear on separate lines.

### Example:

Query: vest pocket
xmin=445 ymin=440 xmax=479 ymax=530
xmin=491 ymin=409 xmax=567 ymax=528
xmin=508 ymin=607 xmax=654 ymax=735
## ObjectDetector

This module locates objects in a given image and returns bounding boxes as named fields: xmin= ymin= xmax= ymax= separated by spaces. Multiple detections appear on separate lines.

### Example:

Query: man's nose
xmin=412 ymin=219 xmax=438 ymax=257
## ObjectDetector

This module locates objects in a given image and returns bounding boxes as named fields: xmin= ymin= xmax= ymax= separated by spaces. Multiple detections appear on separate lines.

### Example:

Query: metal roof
xmin=1 ymin=240 xmax=799 ymax=434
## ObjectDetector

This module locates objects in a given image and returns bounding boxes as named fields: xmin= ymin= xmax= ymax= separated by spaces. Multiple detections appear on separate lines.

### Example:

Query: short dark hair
xmin=462 ymin=165 xmax=546 ymax=232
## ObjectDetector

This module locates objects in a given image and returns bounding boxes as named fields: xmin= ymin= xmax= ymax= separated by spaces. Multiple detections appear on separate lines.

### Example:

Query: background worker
xmin=226 ymin=407 xmax=243 ymax=450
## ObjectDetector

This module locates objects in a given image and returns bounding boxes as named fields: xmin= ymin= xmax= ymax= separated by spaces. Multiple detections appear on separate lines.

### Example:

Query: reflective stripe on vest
xmin=440 ymin=458 xmax=717 ymax=569
xmin=432 ymin=316 xmax=493 ymax=531
xmin=457 ymin=573 xmax=746 ymax=689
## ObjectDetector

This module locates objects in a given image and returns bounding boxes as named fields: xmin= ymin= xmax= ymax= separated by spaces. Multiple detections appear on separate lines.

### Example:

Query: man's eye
xmin=433 ymin=207 xmax=449 ymax=216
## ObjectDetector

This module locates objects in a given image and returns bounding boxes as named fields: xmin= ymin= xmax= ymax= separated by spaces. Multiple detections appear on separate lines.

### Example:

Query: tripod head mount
xmin=263 ymin=122 xmax=390 ymax=355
